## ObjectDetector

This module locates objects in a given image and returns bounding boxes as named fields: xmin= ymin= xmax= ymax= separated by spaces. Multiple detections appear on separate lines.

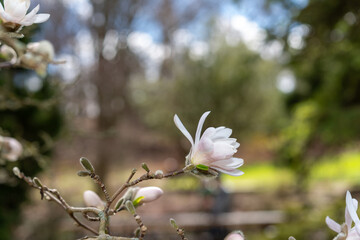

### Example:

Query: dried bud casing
xmin=170 ymin=218 xmax=178 ymax=229
xmin=114 ymin=198 xmax=124 ymax=211
xmin=125 ymin=200 xmax=136 ymax=215
xmin=33 ymin=177 xmax=43 ymax=188
xmin=77 ymin=171 xmax=91 ymax=177
xmin=80 ymin=157 xmax=95 ymax=173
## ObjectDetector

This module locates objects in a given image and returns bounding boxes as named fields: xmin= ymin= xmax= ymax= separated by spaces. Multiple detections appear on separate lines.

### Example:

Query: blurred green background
xmin=1 ymin=0 xmax=360 ymax=239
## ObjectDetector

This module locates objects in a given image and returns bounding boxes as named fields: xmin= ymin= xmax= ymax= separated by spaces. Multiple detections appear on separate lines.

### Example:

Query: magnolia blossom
xmin=133 ymin=186 xmax=163 ymax=205
xmin=83 ymin=190 xmax=105 ymax=209
xmin=174 ymin=111 xmax=244 ymax=176
xmin=27 ymin=41 xmax=55 ymax=61
xmin=224 ymin=232 xmax=245 ymax=240
xmin=326 ymin=191 xmax=360 ymax=240
xmin=0 ymin=0 xmax=50 ymax=27
xmin=0 ymin=136 xmax=23 ymax=161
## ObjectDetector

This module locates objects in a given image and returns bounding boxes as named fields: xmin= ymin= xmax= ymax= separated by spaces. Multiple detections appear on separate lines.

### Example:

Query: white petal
xmin=0 ymin=5 xmax=20 ymax=23
xmin=174 ymin=114 xmax=194 ymax=146
xmin=211 ymin=141 xmax=236 ymax=160
xmin=21 ymin=5 xmax=39 ymax=23
xmin=33 ymin=13 xmax=50 ymax=24
xmin=197 ymin=137 xmax=214 ymax=153
xmin=212 ymin=127 xmax=232 ymax=140
xmin=346 ymin=191 xmax=360 ymax=226
xmin=134 ymin=187 xmax=163 ymax=203
xmin=346 ymin=199 xmax=358 ymax=230
xmin=7 ymin=1 xmax=28 ymax=20
xmin=346 ymin=206 xmax=353 ymax=230
xmin=194 ymin=111 xmax=211 ymax=146
xmin=83 ymin=190 xmax=104 ymax=208
xmin=325 ymin=216 xmax=341 ymax=233
xmin=211 ymin=166 xmax=244 ymax=176
xmin=212 ymin=158 xmax=244 ymax=168
xmin=201 ymin=127 xmax=216 ymax=139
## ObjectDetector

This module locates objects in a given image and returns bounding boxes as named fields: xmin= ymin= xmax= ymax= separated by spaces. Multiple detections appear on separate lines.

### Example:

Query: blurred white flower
xmin=224 ymin=231 xmax=245 ymax=240
xmin=133 ymin=186 xmax=163 ymax=206
xmin=0 ymin=45 xmax=17 ymax=64
xmin=0 ymin=136 xmax=23 ymax=161
xmin=83 ymin=190 xmax=105 ymax=209
xmin=27 ymin=41 xmax=55 ymax=61
xmin=0 ymin=0 xmax=50 ymax=27
xmin=174 ymin=111 xmax=244 ymax=176
xmin=326 ymin=191 xmax=360 ymax=240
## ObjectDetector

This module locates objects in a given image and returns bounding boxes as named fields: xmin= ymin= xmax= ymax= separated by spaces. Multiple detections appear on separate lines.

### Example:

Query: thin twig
xmin=90 ymin=173 xmax=111 ymax=203
xmin=16 ymin=170 xmax=98 ymax=235
xmin=107 ymin=167 xmax=185 ymax=211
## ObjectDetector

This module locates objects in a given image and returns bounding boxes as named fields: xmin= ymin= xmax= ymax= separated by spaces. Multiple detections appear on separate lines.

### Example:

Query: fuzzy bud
xmin=141 ymin=163 xmax=150 ymax=173
xmin=83 ymin=190 xmax=105 ymax=208
xmin=80 ymin=157 xmax=95 ymax=173
xmin=12 ymin=167 xmax=21 ymax=178
xmin=154 ymin=170 xmax=164 ymax=179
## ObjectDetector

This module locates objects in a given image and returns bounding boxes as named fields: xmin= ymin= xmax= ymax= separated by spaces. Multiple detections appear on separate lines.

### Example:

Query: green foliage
xmin=0 ymin=68 xmax=62 ymax=239
xmin=284 ymin=0 xmax=360 ymax=144
xmin=132 ymin=43 xmax=284 ymax=143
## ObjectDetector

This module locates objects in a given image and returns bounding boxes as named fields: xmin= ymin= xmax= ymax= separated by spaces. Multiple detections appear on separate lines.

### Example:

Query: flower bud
xmin=133 ymin=187 xmax=163 ymax=206
xmin=12 ymin=167 xmax=21 ymax=178
xmin=154 ymin=170 xmax=164 ymax=179
xmin=224 ymin=231 xmax=245 ymax=240
xmin=80 ymin=157 xmax=95 ymax=173
xmin=0 ymin=136 xmax=23 ymax=162
xmin=142 ymin=163 xmax=150 ymax=173
xmin=83 ymin=190 xmax=105 ymax=208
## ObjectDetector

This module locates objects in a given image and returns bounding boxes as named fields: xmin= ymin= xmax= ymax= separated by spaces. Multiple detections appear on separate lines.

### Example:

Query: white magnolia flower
xmin=174 ymin=111 xmax=244 ymax=176
xmin=224 ymin=231 xmax=245 ymax=240
xmin=0 ymin=136 xmax=23 ymax=161
xmin=0 ymin=0 xmax=50 ymax=27
xmin=83 ymin=190 xmax=105 ymax=209
xmin=326 ymin=191 xmax=360 ymax=240
xmin=133 ymin=186 xmax=163 ymax=205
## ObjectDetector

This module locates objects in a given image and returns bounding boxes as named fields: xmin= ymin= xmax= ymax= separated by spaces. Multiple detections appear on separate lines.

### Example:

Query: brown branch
xmin=107 ymin=167 xmax=185 ymax=212
xmin=90 ymin=173 xmax=111 ymax=203
xmin=15 ymin=169 xmax=98 ymax=235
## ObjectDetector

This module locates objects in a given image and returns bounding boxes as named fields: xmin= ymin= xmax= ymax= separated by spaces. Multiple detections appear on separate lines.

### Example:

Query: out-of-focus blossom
xmin=133 ymin=186 xmax=163 ymax=206
xmin=0 ymin=45 xmax=17 ymax=64
xmin=20 ymin=40 xmax=55 ymax=77
xmin=27 ymin=41 xmax=55 ymax=61
xmin=0 ymin=0 xmax=50 ymax=28
xmin=83 ymin=190 xmax=105 ymax=209
xmin=326 ymin=191 xmax=360 ymax=240
xmin=0 ymin=136 xmax=23 ymax=161
xmin=174 ymin=111 xmax=244 ymax=177
xmin=224 ymin=231 xmax=245 ymax=240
